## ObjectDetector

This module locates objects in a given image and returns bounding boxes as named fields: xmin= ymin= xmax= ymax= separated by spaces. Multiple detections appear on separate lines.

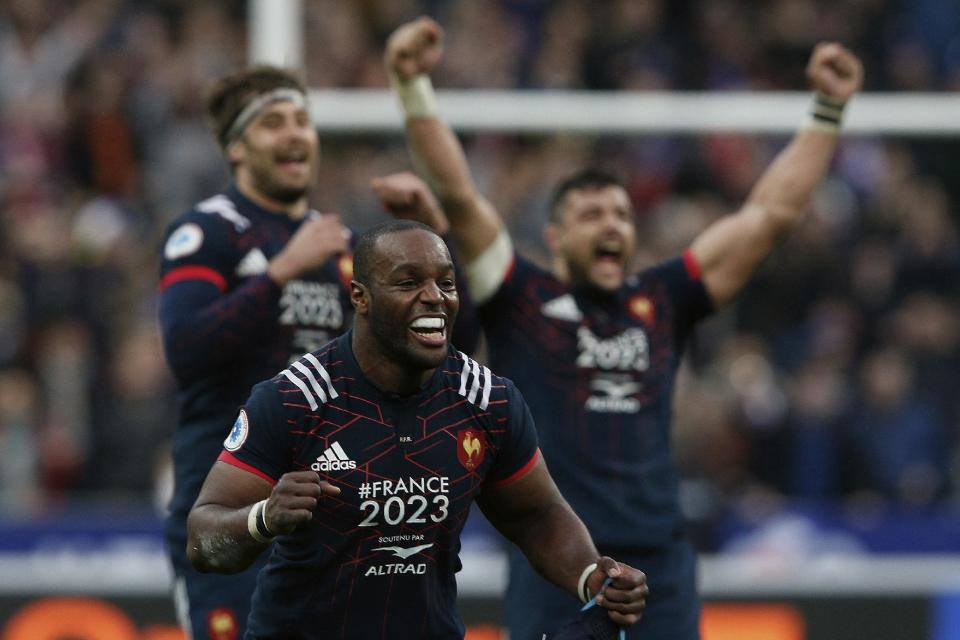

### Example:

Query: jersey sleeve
xmin=158 ymin=212 xmax=283 ymax=382
xmin=216 ymin=379 xmax=291 ymax=484
xmin=650 ymin=251 xmax=714 ymax=342
xmin=485 ymin=378 xmax=540 ymax=487
xmin=474 ymin=250 xmax=539 ymax=333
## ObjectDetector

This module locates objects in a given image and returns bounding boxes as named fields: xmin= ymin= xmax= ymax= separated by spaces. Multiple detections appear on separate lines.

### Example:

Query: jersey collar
xmin=337 ymin=330 xmax=452 ymax=404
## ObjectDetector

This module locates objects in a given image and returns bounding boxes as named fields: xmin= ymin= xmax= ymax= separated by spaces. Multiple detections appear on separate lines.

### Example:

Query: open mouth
xmin=409 ymin=316 xmax=447 ymax=348
xmin=276 ymin=150 xmax=309 ymax=172
xmin=594 ymin=239 xmax=624 ymax=265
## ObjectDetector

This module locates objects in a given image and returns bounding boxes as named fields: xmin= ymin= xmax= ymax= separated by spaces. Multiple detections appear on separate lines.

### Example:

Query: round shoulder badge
xmin=164 ymin=223 xmax=204 ymax=260
xmin=224 ymin=409 xmax=249 ymax=452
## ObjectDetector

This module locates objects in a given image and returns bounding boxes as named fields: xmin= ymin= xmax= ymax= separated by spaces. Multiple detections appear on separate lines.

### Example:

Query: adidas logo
xmin=236 ymin=247 xmax=269 ymax=277
xmin=311 ymin=441 xmax=356 ymax=472
xmin=541 ymin=294 xmax=583 ymax=322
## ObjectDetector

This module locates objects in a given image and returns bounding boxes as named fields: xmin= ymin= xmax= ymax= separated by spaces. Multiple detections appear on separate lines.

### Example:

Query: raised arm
xmin=187 ymin=463 xmax=340 ymax=574
xmin=477 ymin=457 xmax=648 ymax=624
xmin=690 ymin=42 xmax=864 ymax=307
xmin=385 ymin=17 xmax=502 ymax=264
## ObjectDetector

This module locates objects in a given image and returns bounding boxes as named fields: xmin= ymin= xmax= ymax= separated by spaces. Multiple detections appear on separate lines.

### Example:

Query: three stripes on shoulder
xmin=457 ymin=351 xmax=492 ymax=410
xmin=281 ymin=353 xmax=338 ymax=411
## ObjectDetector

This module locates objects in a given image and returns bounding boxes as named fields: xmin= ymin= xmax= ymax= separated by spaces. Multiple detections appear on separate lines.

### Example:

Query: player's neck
xmin=351 ymin=330 xmax=433 ymax=395
xmin=554 ymin=255 xmax=628 ymax=296
xmin=235 ymin=181 xmax=309 ymax=219
xmin=551 ymin=256 xmax=572 ymax=285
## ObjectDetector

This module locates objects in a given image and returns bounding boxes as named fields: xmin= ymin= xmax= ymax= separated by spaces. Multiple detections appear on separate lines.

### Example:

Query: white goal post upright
xmin=248 ymin=0 xmax=303 ymax=67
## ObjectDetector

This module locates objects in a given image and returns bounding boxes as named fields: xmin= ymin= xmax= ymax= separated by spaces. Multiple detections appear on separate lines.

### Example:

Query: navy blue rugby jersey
xmin=218 ymin=332 xmax=539 ymax=640
xmin=478 ymin=250 xmax=712 ymax=548
xmin=158 ymin=185 xmax=353 ymax=541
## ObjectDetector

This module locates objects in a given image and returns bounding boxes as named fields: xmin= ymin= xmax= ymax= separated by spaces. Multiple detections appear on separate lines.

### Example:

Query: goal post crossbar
xmin=308 ymin=89 xmax=960 ymax=136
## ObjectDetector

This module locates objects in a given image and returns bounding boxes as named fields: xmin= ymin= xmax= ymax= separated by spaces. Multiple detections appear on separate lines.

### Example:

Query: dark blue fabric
xmin=479 ymin=254 xmax=712 ymax=549
xmin=477 ymin=252 xmax=710 ymax=639
xmin=506 ymin=536 xmax=700 ymax=640
xmin=228 ymin=333 xmax=538 ymax=639
xmin=180 ymin=555 xmax=266 ymax=640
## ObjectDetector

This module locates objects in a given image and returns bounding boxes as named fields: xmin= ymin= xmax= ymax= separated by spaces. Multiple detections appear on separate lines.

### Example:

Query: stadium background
xmin=2 ymin=0 xmax=960 ymax=638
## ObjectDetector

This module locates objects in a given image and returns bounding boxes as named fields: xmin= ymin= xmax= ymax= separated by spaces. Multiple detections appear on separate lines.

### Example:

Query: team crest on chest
xmin=627 ymin=294 xmax=655 ymax=324
xmin=206 ymin=607 xmax=238 ymax=640
xmin=456 ymin=429 xmax=486 ymax=470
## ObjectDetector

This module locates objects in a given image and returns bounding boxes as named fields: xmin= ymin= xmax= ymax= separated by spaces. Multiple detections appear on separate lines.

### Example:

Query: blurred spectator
xmin=35 ymin=321 xmax=94 ymax=498
xmin=845 ymin=347 xmax=950 ymax=508
xmin=85 ymin=321 xmax=176 ymax=498
xmin=0 ymin=368 xmax=42 ymax=512
xmin=63 ymin=51 xmax=139 ymax=198
xmin=0 ymin=0 xmax=117 ymax=133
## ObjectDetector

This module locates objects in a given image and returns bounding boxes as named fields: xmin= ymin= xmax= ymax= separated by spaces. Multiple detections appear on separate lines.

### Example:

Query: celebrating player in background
xmin=385 ymin=17 xmax=863 ymax=640
xmin=186 ymin=221 xmax=648 ymax=640
xmin=158 ymin=67 xmax=453 ymax=639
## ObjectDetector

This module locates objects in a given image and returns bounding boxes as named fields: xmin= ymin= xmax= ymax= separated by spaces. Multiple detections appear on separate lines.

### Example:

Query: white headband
xmin=222 ymin=88 xmax=308 ymax=147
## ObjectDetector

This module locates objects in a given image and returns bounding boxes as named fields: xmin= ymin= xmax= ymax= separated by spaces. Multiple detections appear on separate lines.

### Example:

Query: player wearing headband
xmin=158 ymin=66 xmax=450 ymax=639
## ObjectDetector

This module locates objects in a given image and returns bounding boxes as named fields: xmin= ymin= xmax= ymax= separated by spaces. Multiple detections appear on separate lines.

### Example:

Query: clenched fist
xmin=385 ymin=16 xmax=444 ymax=80
xmin=806 ymin=42 xmax=863 ymax=102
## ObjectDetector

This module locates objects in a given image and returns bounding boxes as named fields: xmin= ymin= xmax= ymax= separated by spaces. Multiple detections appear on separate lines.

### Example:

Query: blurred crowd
xmin=2 ymin=0 xmax=960 ymax=551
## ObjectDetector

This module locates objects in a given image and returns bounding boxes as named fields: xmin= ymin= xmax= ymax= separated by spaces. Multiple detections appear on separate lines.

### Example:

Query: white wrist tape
xmin=389 ymin=73 xmax=438 ymax=118
xmin=577 ymin=562 xmax=598 ymax=604
xmin=247 ymin=499 xmax=275 ymax=544
xmin=465 ymin=228 xmax=513 ymax=305
xmin=805 ymin=91 xmax=847 ymax=133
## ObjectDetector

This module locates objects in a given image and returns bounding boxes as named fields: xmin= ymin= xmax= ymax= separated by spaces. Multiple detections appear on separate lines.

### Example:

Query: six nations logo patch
xmin=164 ymin=222 xmax=203 ymax=260
xmin=224 ymin=409 xmax=249 ymax=451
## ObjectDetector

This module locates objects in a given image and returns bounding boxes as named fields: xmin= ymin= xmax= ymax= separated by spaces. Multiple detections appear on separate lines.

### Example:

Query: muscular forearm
xmin=745 ymin=127 xmax=839 ymax=232
xmin=186 ymin=503 xmax=267 ymax=574
xmin=691 ymin=126 xmax=841 ymax=306
xmin=405 ymin=118 xmax=501 ymax=261
xmin=492 ymin=499 xmax=599 ymax=597
xmin=405 ymin=117 xmax=477 ymax=210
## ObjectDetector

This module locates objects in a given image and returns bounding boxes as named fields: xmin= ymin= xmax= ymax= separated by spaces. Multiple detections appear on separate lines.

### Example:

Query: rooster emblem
xmin=457 ymin=429 xmax=486 ymax=470
xmin=463 ymin=432 xmax=481 ymax=460
xmin=208 ymin=608 xmax=238 ymax=640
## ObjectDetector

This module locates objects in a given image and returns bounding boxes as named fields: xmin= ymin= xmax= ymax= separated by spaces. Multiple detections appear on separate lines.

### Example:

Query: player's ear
xmin=350 ymin=281 xmax=369 ymax=314
xmin=543 ymin=222 xmax=561 ymax=253
xmin=226 ymin=140 xmax=245 ymax=165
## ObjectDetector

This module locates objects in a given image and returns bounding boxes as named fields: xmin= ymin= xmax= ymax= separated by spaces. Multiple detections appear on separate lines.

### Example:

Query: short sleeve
xmin=485 ymin=379 xmax=539 ymax=487
xmin=476 ymin=252 xmax=546 ymax=343
xmin=159 ymin=212 xmax=236 ymax=292
xmin=217 ymin=379 xmax=291 ymax=484
xmin=646 ymin=253 xmax=714 ymax=340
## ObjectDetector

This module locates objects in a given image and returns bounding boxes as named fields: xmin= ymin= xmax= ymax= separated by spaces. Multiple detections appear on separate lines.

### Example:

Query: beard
xmin=370 ymin=317 xmax=445 ymax=371
xmin=251 ymin=171 xmax=310 ymax=204
xmin=261 ymin=182 xmax=309 ymax=204
xmin=245 ymin=151 xmax=314 ymax=204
